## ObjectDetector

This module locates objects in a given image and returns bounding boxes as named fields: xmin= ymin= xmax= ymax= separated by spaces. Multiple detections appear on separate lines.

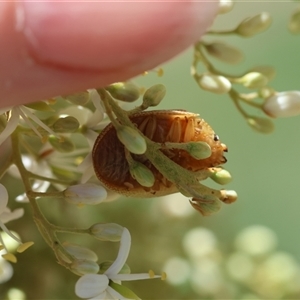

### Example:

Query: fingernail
xmin=18 ymin=2 xmax=218 ymax=72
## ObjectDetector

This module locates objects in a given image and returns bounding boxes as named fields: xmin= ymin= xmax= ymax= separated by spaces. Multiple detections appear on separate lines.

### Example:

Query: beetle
xmin=92 ymin=110 xmax=227 ymax=197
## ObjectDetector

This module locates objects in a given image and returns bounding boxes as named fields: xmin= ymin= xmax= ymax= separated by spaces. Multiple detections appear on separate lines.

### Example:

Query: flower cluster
xmin=0 ymin=75 xmax=237 ymax=298
xmin=0 ymin=84 xmax=173 ymax=298
xmin=192 ymin=0 xmax=300 ymax=133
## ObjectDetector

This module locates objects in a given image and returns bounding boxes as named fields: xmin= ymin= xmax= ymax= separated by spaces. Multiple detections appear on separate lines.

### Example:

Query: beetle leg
xmin=138 ymin=116 xmax=157 ymax=139
xmin=183 ymin=117 xmax=195 ymax=142
xmin=166 ymin=117 xmax=181 ymax=142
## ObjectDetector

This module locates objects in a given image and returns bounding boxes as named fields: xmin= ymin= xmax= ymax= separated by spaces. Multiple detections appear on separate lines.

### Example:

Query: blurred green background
xmin=1 ymin=2 xmax=300 ymax=299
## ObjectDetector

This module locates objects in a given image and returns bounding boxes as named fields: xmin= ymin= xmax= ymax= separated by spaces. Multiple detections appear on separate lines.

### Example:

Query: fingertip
xmin=1 ymin=1 xmax=219 ymax=106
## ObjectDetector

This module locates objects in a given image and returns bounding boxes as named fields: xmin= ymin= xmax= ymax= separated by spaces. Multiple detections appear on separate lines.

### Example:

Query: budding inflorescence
xmin=192 ymin=4 xmax=300 ymax=134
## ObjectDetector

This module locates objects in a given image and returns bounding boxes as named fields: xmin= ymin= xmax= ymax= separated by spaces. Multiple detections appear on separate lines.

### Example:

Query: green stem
xmin=207 ymin=29 xmax=237 ymax=35
xmin=228 ymin=90 xmax=249 ymax=118
xmin=10 ymin=131 xmax=74 ymax=269
xmin=0 ymin=154 xmax=13 ymax=180
xmin=27 ymin=171 xmax=74 ymax=185
xmin=51 ymin=226 xmax=90 ymax=235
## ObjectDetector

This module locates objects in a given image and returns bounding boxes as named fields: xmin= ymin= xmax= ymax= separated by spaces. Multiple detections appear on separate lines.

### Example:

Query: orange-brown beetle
xmin=92 ymin=110 xmax=227 ymax=197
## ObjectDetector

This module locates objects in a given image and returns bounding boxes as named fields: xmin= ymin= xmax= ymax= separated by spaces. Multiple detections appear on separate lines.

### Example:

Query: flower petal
xmin=75 ymin=274 xmax=109 ymax=299
xmin=0 ymin=109 xmax=19 ymax=146
xmin=0 ymin=208 xmax=24 ymax=224
xmin=0 ymin=184 xmax=9 ymax=213
xmin=105 ymin=228 xmax=131 ymax=277
xmin=89 ymin=89 xmax=105 ymax=122
xmin=89 ymin=290 xmax=109 ymax=300
xmin=111 ymin=273 xmax=160 ymax=281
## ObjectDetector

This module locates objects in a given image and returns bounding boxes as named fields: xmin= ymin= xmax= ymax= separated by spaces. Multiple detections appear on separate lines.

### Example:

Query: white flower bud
xmin=63 ymin=242 xmax=98 ymax=262
xmin=71 ymin=259 xmax=99 ymax=276
xmin=198 ymin=74 xmax=231 ymax=94
xmin=218 ymin=0 xmax=234 ymax=14
xmin=236 ymin=12 xmax=272 ymax=37
xmin=263 ymin=91 xmax=300 ymax=118
xmin=63 ymin=183 xmax=107 ymax=205
xmin=105 ymin=82 xmax=140 ymax=102
xmin=220 ymin=190 xmax=238 ymax=204
xmin=247 ymin=116 xmax=274 ymax=134
xmin=142 ymin=84 xmax=166 ymax=107
xmin=117 ymin=126 xmax=147 ymax=154
xmin=184 ymin=142 xmax=211 ymax=160
xmin=205 ymin=42 xmax=243 ymax=64
xmin=289 ymin=9 xmax=300 ymax=34
xmin=90 ymin=223 xmax=124 ymax=242
xmin=250 ymin=65 xmax=276 ymax=81
xmin=129 ymin=161 xmax=155 ymax=187
xmin=210 ymin=168 xmax=232 ymax=185
xmin=48 ymin=136 xmax=74 ymax=153
xmin=63 ymin=91 xmax=90 ymax=106
xmin=240 ymin=72 xmax=268 ymax=89
xmin=189 ymin=197 xmax=222 ymax=216
xmin=52 ymin=116 xmax=79 ymax=133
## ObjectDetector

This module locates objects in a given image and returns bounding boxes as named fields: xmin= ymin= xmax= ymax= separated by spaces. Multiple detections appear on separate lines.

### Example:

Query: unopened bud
xmin=236 ymin=12 xmax=272 ymax=37
xmin=289 ymin=9 xmax=300 ymax=34
xmin=63 ymin=242 xmax=98 ymax=262
xmin=240 ymin=72 xmax=268 ymax=89
xmin=220 ymin=190 xmax=238 ymax=204
xmin=129 ymin=161 xmax=155 ymax=187
xmin=143 ymin=84 xmax=166 ymax=108
xmin=218 ymin=0 xmax=234 ymax=14
xmin=63 ymin=183 xmax=107 ymax=205
xmin=90 ymin=223 xmax=124 ymax=242
xmin=210 ymin=168 xmax=232 ymax=185
xmin=197 ymin=74 xmax=231 ymax=94
xmin=205 ymin=42 xmax=243 ymax=64
xmin=250 ymin=66 xmax=276 ymax=81
xmin=259 ymin=87 xmax=274 ymax=100
xmin=71 ymin=259 xmax=99 ymax=276
xmin=263 ymin=91 xmax=300 ymax=118
xmin=189 ymin=197 xmax=222 ymax=216
xmin=52 ymin=116 xmax=79 ymax=133
xmin=48 ymin=136 xmax=75 ymax=152
xmin=247 ymin=116 xmax=274 ymax=134
xmin=117 ymin=126 xmax=147 ymax=154
xmin=63 ymin=91 xmax=90 ymax=106
xmin=105 ymin=82 xmax=140 ymax=102
xmin=185 ymin=142 xmax=211 ymax=160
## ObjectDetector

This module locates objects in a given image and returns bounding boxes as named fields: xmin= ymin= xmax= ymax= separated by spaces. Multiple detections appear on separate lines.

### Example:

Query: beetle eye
xmin=214 ymin=134 xmax=220 ymax=141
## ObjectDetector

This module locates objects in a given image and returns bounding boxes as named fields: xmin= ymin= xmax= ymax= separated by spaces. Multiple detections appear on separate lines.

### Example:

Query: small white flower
xmin=8 ymin=154 xmax=52 ymax=203
xmin=263 ymin=91 xmax=300 ymax=118
xmin=0 ymin=184 xmax=24 ymax=251
xmin=60 ymin=89 xmax=107 ymax=183
xmin=0 ymin=256 xmax=13 ymax=283
xmin=75 ymin=228 xmax=161 ymax=299
xmin=63 ymin=183 xmax=107 ymax=205
xmin=0 ymin=105 xmax=56 ymax=146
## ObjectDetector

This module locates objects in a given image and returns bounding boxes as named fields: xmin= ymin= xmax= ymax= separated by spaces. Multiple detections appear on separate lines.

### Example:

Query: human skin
xmin=0 ymin=1 xmax=218 ymax=109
